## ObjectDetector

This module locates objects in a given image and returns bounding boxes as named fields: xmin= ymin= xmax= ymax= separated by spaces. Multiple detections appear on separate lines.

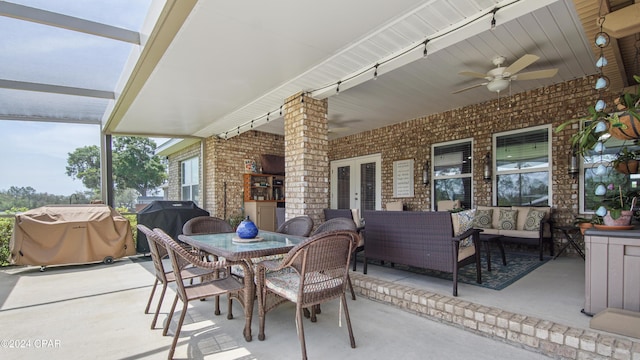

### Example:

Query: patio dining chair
xmin=182 ymin=216 xmax=233 ymax=235
xmin=312 ymin=217 xmax=358 ymax=302
xmin=137 ymin=225 xmax=214 ymax=330
xmin=153 ymin=228 xmax=244 ymax=360
xmin=276 ymin=215 xmax=314 ymax=237
xmin=255 ymin=230 xmax=358 ymax=360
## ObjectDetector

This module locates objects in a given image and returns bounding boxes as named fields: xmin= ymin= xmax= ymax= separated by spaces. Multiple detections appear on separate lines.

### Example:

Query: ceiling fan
xmin=452 ymin=54 xmax=558 ymax=94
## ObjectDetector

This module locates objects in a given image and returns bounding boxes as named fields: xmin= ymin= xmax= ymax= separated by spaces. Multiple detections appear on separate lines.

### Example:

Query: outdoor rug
xmin=363 ymin=250 xmax=551 ymax=291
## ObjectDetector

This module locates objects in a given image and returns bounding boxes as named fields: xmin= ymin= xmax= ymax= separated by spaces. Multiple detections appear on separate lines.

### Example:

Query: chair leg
xmin=145 ymin=279 xmax=159 ymax=314
xmin=347 ymin=274 xmax=356 ymax=300
xmin=164 ymin=295 xmax=179 ymax=336
xmin=167 ymin=301 xmax=188 ymax=360
xmin=227 ymin=294 xmax=234 ymax=320
xmin=296 ymin=304 xmax=308 ymax=360
xmin=151 ymin=283 xmax=168 ymax=329
xmin=341 ymin=294 xmax=356 ymax=349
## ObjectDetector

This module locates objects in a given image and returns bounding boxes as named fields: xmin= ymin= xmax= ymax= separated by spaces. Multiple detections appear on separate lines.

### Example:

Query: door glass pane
xmin=360 ymin=162 xmax=376 ymax=210
xmin=337 ymin=166 xmax=350 ymax=209
xmin=496 ymin=171 xmax=549 ymax=206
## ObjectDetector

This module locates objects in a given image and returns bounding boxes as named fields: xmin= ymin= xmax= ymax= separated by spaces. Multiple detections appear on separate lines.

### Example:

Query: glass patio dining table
xmin=178 ymin=230 xmax=307 ymax=341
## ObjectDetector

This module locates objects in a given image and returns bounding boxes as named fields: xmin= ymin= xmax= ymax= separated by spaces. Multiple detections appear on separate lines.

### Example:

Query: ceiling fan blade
xmin=452 ymin=82 xmax=487 ymax=94
xmin=458 ymin=71 xmax=489 ymax=79
xmin=504 ymin=54 xmax=539 ymax=76
xmin=511 ymin=68 xmax=558 ymax=81
xmin=328 ymin=126 xmax=350 ymax=133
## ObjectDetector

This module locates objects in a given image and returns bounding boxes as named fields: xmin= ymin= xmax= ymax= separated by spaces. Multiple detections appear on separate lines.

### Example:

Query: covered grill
xmin=136 ymin=201 xmax=209 ymax=253
xmin=10 ymin=204 xmax=135 ymax=267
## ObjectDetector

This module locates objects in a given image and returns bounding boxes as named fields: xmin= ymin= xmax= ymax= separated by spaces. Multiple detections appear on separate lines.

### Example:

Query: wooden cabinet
xmin=243 ymin=173 xmax=285 ymax=203
xmin=584 ymin=229 xmax=640 ymax=315
xmin=243 ymin=173 xmax=284 ymax=231
xmin=244 ymin=202 xmax=277 ymax=231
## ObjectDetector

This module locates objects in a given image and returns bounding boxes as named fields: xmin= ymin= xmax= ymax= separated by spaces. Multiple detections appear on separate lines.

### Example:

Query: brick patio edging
xmin=350 ymin=273 xmax=640 ymax=360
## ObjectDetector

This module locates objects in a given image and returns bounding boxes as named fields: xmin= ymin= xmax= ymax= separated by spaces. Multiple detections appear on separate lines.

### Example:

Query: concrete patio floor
xmin=0 ymin=253 xmax=632 ymax=359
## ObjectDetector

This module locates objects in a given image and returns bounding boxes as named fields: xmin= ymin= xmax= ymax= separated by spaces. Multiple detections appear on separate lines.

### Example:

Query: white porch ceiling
xmin=2 ymin=0 xmax=635 ymax=142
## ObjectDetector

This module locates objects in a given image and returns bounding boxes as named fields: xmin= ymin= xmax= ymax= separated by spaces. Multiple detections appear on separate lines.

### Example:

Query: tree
xmin=112 ymin=137 xmax=166 ymax=196
xmin=65 ymin=136 xmax=166 ymax=197
xmin=66 ymin=145 xmax=101 ymax=190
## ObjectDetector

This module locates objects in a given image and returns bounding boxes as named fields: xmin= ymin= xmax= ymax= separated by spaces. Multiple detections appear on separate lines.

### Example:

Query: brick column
xmin=283 ymin=92 xmax=329 ymax=228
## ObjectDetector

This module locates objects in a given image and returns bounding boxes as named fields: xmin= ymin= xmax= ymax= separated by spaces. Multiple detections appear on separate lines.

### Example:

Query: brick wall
xmin=202 ymin=131 xmax=284 ymax=220
xmin=330 ymin=76 xmax=612 ymax=226
xmin=167 ymin=76 xmax=614 ymax=231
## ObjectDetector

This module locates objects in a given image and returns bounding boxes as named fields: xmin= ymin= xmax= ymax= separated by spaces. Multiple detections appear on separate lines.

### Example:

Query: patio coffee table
xmin=479 ymin=234 xmax=506 ymax=271
xmin=179 ymin=230 xmax=306 ymax=342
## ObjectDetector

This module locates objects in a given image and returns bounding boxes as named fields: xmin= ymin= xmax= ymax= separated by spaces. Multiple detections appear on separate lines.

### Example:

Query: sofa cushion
xmin=523 ymin=208 xmax=547 ymax=231
xmin=452 ymin=209 xmax=475 ymax=247
xmin=473 ymin=209 xmax=493 ymax=229
xmin=477 ymin=205 xmax=501 ymax=229
xmin=499 ymin=229 xmax=540 ymax=239
xmin=498 ymin=209 xmax=518 ymax=230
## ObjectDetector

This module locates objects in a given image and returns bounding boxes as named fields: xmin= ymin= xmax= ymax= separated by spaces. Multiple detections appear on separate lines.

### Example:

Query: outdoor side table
xmin=479 ymin=233 xmax=506 ymax=271
xmin=554 ymin=225 xmax=585 ymax=260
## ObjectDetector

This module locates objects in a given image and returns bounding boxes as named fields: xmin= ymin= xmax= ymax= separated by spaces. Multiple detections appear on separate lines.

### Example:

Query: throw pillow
xmin=452 ymin=209 xmax=476 ymax=247
xmin=523 ymin=208 xmax=546 ymax=231
xmin=498 ymin=209 xmax=518 ymax=230
xmin=473 ymin=209 xmax=493 ymax=229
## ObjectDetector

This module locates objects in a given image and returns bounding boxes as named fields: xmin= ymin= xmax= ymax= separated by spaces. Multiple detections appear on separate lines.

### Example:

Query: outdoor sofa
xmin=361 ymin=210 xmax=481 ymax=296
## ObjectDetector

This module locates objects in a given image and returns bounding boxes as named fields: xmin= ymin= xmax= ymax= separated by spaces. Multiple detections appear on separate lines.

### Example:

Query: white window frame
xmin=181 ymin=156 xmax=199 ymax=203
xmin=431 ymin=138 xmax=474 ymax=209
xmin=492 ymin=125 xmax=552 ymax=206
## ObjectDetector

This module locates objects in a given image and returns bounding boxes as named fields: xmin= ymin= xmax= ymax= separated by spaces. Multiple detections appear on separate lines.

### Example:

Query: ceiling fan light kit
xmin=453 ymin=53 xmax=558 ymax=94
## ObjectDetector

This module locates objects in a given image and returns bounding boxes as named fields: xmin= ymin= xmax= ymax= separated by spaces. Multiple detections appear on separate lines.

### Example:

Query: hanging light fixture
xmin=423 ymin=161 xmax=430 ymax=186
xmin=483 ymin=152 xmax=492 ymax=181
xmin=568 ymin=147 xmax=579 ymax=178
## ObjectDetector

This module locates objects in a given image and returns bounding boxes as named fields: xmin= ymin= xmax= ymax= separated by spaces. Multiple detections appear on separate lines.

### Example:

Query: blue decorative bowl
xmin=236 ymin=216 xmax=259 ymax=239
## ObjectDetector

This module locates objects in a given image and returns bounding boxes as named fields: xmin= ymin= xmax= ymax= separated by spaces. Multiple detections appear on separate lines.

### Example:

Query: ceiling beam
xmin=0 ymin=79 xmax=115 ymax=99
xmin=0 ymin=1 xmax=140 ymax=44
xmin=0 ymin=115 xmax=101 ymax=125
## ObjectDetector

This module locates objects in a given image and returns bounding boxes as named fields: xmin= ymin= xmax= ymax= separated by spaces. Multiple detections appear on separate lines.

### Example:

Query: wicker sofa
xmin=473 ymin=206 xmax=554 ymax=260
xmin=361 ymin=210 xmax=481 ymax=296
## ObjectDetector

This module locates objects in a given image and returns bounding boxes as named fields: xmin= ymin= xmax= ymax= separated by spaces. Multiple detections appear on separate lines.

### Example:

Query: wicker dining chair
xmin=137 ymin=225 xmax=214 ymax=330
xmin=311 ymin=217 xmax=358 ymax=302
xmin=153 ymin=228 xmax=244 ymax=360
xmin=182 ymin=216 xmax=233 ymax=235
xmin=276 ymin=215 xmax=314 ymax=237
xmin=255 ymin=230 xmax=358 ymax=360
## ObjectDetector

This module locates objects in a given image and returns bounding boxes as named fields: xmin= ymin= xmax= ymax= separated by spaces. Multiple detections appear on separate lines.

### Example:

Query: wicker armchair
xmin=153 ymin=228 xmax=244 ymax=360
xmin=182 ymin=216 xmax=233 ymax=235
xmin=276 ymin=215 xmax=314 ymax=237
xmin=137 ymin=225 xmax=214 ymax=330
xmin=323 ymin=209 xmax=365 ymax=271
xmin=255 ymin=230 xmax=358 ymax=360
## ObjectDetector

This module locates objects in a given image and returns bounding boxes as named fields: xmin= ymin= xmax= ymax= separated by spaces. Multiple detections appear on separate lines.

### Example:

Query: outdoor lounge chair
xmin=255 ymin=230 xmax=358 ymax=360
xmin=153 ymin=228 xmax=244 ymax=360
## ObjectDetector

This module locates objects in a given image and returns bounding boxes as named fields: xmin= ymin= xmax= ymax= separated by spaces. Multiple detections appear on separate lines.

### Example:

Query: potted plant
xmin=556 ymin=75 xmax=640 ymax=156
xmin=612 ymin=146 xmax=640 ymax=174
xmin=599 ymin=186 xmax=638 ymax=226
xmin=573 ymin=216 xmax=594 ymax=235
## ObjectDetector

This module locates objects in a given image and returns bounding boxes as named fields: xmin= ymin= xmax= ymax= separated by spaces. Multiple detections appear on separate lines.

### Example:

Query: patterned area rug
xmin=365 ymin=250 xmax=550 ymax=291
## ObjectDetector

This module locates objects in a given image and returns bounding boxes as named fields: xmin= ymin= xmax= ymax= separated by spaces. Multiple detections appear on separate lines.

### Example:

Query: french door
xmin=330 ymin=154 xmax=381 ymax=210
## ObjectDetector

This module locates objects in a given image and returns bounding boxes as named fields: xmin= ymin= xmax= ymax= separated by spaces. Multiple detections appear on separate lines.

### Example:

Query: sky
xmin=0 ymin=1 xmax=155 ymax=196
xmin=0 ymin=121 xmax=100 ymax=195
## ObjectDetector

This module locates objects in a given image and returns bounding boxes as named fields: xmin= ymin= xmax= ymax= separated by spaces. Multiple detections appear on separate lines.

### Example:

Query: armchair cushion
xmin=452 ymin=209 xmax=476 ymax=247
xmin=473 ymin=209 xmax=493 ymax=228
xmin=523 ymin=208 xmax=547 ymax=231
xmin=498 ymin=209 xmax=518 ymax=230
